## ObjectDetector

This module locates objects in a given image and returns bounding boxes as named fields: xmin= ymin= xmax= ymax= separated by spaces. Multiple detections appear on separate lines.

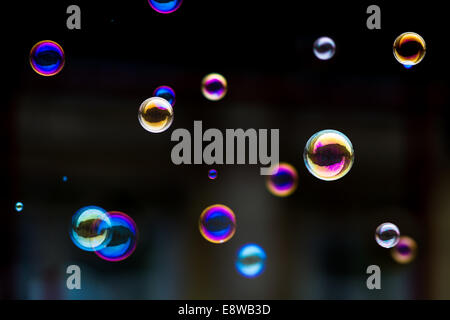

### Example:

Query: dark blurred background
xmin=1 ymin=1 xmax=449 ymax=299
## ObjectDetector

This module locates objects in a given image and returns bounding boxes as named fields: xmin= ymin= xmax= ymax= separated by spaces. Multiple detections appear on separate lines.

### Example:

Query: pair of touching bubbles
xmin=70 ymin=206 xmax=138 ymax=262
xmin=138 ymin=73 xmax=228 ymax=134
xmin=266 ymin=129 xmax=355 ymax=198
xmin=198 ymin=204 xmax=266 ymax=278
xmin=375 ymin=222 xmax=417 ymax=264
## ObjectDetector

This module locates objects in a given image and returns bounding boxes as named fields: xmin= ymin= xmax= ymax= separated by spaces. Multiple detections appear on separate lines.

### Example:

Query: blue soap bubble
xmin=148 ymin=0 xmax=183 ymax=14
xmin=208 ymin=169 xmax=217 ymax=180
xmin=70 ymin=206 xmax=113 ymax=252
xmin=29 ymin=40 xmax=65 ymax=76
xmin=95 ymin=211 xmax=138 ymax=262
xmin=236 ymin=244 xmax=267 ymax=278
xmin=154 ymin=86 xmax=176 ymax=106
xmin=199 ymin=205 xmax=236 ymax=244
xmin=15 ymin=202 xmax=24 ymax=212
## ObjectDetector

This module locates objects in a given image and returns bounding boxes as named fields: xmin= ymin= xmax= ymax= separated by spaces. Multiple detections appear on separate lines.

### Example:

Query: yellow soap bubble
xmin=393 ymin=32 xmax=426 ymax=67
xmin=138 ymin=97 xmax=174 ymax=133
xmin=391 ymin=236 xmax=417 ymax=264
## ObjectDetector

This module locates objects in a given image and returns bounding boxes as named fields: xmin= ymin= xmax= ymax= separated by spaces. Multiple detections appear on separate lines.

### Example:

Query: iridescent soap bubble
xmin=391 ymin=236 xmax=417 ymax=264
xmin=208 ymin=169 xmax=217 ymax=180
xmin=266 ymin=163 xmax=298 ymax=197
xmin=304 ymin=129 xmax=354 ymax=181
xmin=29 ymin=40 xmax=65 ymax=76
xmin=15 ymin=202 xmax=23 ymax=212
xmin=375 ymin=222 xmax=400 ymax=248
xmin=138 ymin=97 xmax=174 ymax=133
xmin=313 ymin=37 xmax=336 ymax=60
xmin=201 ymin=73 xmax=227 ymax=101
xmin=148 ymin=0 xmax=183 ymax=14
xmin=199 ymin=204 xmax=236 ymax=244
xmin=236 ymin=244 xmax=267 ymax=278
xmin=393 ymin=32 xmax=426 ymax=67
xmin=153 ymin=85 xmax=176 ymax=106
xmin=95 ymin=211 xmax=138 ymax=262
xmin=70 ymin=206 xmax=112 ymax=252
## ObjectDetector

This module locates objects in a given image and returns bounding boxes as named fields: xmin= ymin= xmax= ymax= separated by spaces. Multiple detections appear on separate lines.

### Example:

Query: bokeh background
xmin=2 ymin=1 xmax=449 ymax=299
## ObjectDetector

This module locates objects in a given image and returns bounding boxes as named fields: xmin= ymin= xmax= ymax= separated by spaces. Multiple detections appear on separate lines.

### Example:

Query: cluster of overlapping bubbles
xmin=28 ymin=3 xmax=427 ymax=274
xmin=70 ymin=206 xmax=138 ymax=262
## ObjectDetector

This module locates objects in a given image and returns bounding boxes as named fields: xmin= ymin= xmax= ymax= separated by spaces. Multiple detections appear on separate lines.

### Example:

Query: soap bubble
xmin=29 ymin=40 xmax=65 ymax=76
xmin=313 ymin=37 xmax=336 ymax=60
xmin=148 ymin=0 xmax=183 ymax=14
xmin=304 ymin=129 xmax=354 ymax=181
xmin=236 ymin=243 xmax=267 ymax=278
xmin=138 ymin=97 xmax=174 ymax=133
xmin=266 ymin=163 xmax=298 ymax=197
xmin=199 ymin=204 xmax=236 ymax=244
xmin=391 ymin=236 xmax=417 ymax=264
xmin=153 ymin=85 xmax=176 ymax=106
xmin=70 ymin=206 xmax=113 ymax=252
xmin=393 ymin=32 xmax=426 ymax=67
xmin=15 ymin=202 xmax=23 ymax=212
xmin=201 ymin=73 xmax=227 ymax=101
xmin=375 ymin=222 xmax=400 ymax=248
xmin=95 ymin=211 xmax=138 ymax=262
xmin=208 ymin=169 xmax=217 ymax=180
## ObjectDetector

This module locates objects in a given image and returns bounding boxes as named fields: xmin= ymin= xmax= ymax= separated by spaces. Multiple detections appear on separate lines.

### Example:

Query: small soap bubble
xmin=70 ymin=206 xmax=113 ymax=252
xmin=391 ymin=236 xmax=417 ymax=264
xmin=148 ymin=0 xmax=183 ymax=14
xmin=313 ymin=37 xmax=336 ymax=60
xmin=199 ymin=204 xmax=236 ymax=244
xmin=375 ymin=222 xmax=400 ymax=248
xmin=208 ymin=169 xmax=217 ymax=180
xmin=15 ymin=202 xmax=24 ymax=212
xmin=304 ymin=129 xmax=354 ymax=181
xmin=236 ymin=244 xmax=267 ymax=278
xmin=266 ymin=163 xmax=298 ymax=197
xmin=153 ymin=85 xmax=176 ymax=106
xmin=95 ymin=211 xmax=138 ymax=262
xmin=393 ymin=32 xmax=426 ymax=67
xmin=201 ymin=73 xmax=227 ymax=101
xmin=29 ymin=40 xmax=65 ymax=76
xmin=138 ymin=97 xmax=174 ymax=133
